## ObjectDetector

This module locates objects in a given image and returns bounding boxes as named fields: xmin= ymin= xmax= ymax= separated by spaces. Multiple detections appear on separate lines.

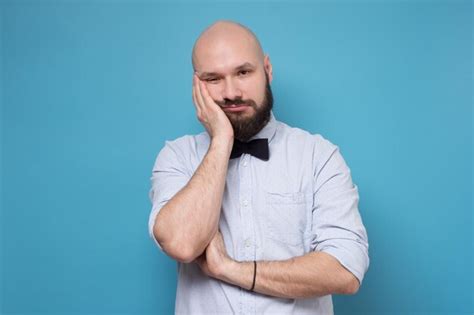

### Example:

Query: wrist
xmin=211 ymin=135 xmax=233 ymax=146
xmin=221 ymin=260 xmax=254 ymax=290
xmin=210 ymin=136 xmax=234 ymax=155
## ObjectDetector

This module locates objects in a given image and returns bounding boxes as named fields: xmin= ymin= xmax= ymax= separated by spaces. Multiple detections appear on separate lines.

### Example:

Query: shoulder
xmin=161 ymin=131 xmax=207 ymax=154
xmin=153 ymin=131 xmax=208 ymax=172
xmin=277 ymin=121 xmax=338 ymax=153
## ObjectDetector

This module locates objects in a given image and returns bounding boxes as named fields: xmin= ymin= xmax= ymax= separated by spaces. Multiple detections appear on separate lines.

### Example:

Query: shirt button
xmin=245 ymin=238 xmax=252 ymax=247
xmin=243 ymin=161 xmax=248 ymax=167
xmin=242 ymin=200 xmax=248 ymax=207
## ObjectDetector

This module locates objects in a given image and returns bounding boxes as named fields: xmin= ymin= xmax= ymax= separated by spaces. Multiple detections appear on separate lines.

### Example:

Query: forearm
xmin=154 ymin=137 xmax=233 ymax=262
xmin=222 ymin=251 xmax=359 ymax=299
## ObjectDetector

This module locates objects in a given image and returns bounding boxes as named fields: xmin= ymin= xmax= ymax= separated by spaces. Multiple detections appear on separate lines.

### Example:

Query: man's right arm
xmin=151 ymin=75 xmax=234 ymax=263
xmin=152 ymin=137 xmax=232 ymax=263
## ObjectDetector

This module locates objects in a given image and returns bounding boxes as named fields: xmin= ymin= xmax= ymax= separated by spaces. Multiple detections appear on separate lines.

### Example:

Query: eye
xmin=238 ymin=70 xmax=250 ymax=76
xmin=205 ymin=77 xmax=220 ymax=83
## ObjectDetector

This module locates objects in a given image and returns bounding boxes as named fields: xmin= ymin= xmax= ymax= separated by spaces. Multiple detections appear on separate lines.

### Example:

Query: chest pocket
xmin=264 ymin=191 xmax=308 ymax=247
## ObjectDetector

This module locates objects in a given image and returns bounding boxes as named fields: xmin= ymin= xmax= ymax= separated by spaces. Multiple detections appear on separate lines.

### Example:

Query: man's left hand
xmin=195 ymin=230 xmax=234 ymax=280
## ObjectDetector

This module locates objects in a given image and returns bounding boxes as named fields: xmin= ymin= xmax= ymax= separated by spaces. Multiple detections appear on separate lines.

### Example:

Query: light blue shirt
xmin=148 ymin=110 xmax=369 ymax=314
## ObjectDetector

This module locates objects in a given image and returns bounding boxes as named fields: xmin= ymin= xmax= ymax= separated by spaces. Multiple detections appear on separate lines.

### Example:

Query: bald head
xmin=192 ymin=20 xmax=264 ymax=71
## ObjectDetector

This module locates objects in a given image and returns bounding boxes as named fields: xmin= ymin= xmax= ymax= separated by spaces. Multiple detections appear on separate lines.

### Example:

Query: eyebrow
xmin=235 ymin=62 xmax=256 ymax=71
xmin=198 ymin=62 xmax=256 ymax=79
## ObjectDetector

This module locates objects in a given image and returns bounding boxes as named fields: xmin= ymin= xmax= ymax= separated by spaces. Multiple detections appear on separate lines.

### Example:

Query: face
xmin=194 ymin=34 xmax=274 ymax=142
xmin=224 ymin=72 xmax=273 ymax=142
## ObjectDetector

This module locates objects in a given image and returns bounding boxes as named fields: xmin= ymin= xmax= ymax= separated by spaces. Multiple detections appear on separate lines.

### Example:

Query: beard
xmin=217 ymin=73 xmax=274 ymax=142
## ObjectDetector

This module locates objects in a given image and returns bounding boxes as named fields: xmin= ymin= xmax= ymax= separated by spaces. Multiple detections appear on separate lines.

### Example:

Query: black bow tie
xmin=230 ymin=138 xmax=269 ymax=161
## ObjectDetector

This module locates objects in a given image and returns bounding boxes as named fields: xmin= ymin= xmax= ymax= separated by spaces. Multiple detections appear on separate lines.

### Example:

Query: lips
xmin=221 ymin=102 xmax=249 ymax=106
xmin=222 ymin=104 xmax=249 ymax=112
xmin=223 ymin=104 xmax=248 ymax=108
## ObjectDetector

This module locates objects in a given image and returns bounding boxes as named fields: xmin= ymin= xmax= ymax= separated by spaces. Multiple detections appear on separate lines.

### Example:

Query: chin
xmin=227 ymin=110 xmax=254 ymax=121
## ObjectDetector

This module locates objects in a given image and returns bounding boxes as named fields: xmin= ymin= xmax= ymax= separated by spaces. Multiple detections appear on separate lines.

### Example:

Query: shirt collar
xmin=248 ymin=110 xmax=278 ymax=144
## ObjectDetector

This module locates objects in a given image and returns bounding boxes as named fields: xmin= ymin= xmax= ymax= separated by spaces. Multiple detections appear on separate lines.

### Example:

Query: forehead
xmin=193 ymin=34 xmax=262 ymax=73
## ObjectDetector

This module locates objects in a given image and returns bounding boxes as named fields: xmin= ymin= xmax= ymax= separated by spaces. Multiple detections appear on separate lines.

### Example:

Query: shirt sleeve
xmin=310 ymin=135 xmax=370 ymax=285
xmin=148 ymin=139 xmax=192 ymax=250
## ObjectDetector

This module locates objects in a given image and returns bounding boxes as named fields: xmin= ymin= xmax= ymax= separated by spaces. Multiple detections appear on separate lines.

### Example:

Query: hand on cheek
xmin=191 ymin=74 xmax=234 ymax=141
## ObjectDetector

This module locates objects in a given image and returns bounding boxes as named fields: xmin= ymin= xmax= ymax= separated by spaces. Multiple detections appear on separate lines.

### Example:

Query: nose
xmin=221 ymin=77 xmax=242 ymax=101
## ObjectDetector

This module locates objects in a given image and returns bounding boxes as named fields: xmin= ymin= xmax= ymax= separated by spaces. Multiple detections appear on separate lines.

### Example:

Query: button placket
xmin=239 ymin=158 xmax=255 ymax=252
xmin=238 ymin=153 xmax=256 ymax=313
xmin=244 ymin=238 xmax=252 ymax=248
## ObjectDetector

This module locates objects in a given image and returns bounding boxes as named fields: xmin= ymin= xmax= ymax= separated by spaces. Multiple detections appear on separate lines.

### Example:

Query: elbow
xmin=164 ymin=242 xmax=200 ymax=263
xmin=342 ymin=274 xmax=360 ymax=295
xmin=153 ymin=225 xmax=202 ymax=263
xmin=152 ymin=211 xmax=211 ymax=263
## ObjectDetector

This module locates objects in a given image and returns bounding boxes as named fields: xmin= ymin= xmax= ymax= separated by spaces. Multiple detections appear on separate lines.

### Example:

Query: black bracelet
xmin=250 ymin=260 xmax=257 ymax=291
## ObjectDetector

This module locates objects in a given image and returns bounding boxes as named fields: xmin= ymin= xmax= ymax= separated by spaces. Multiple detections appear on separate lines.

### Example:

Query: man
xmin=148 ymin=20 xmax=369 ymax=314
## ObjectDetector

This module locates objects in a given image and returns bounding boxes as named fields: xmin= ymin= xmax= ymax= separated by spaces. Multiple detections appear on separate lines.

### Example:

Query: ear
xmin=263 ymin=54 xmax=273 ymax=83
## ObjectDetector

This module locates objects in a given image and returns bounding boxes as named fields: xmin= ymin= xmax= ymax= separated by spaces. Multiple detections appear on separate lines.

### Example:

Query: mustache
xmin=216 ymin=98 xmax=255 ymax=107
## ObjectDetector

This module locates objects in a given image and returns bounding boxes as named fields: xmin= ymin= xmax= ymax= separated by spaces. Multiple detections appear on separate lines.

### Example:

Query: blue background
xmin=1 ymin=1 xmax=472 ymax=314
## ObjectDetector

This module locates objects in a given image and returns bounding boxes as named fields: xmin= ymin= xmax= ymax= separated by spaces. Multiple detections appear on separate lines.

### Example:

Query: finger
xmin=195 ymin=76 xmax=206 ymax=109
xmin=192 ymin=83 xmax=202 ymax=117
xmin=192 ymin=76 xmax=204 ymax=117
xmin=192 ymin=75 xmax=200 ymax=106
xmin=192 ymin=85 xmax=197 ymax=107
xmin=199 ymin=80 xmax=216 ymax=107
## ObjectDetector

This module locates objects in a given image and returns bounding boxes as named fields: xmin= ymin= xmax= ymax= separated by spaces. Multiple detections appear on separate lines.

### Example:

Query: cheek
xmin=205 ymin=84 xmax=221 ymax=101
xmin=247 ymin=70 xmax=266 ymax=94
xmin=244 ymin=79 xmax=265 ymax=102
